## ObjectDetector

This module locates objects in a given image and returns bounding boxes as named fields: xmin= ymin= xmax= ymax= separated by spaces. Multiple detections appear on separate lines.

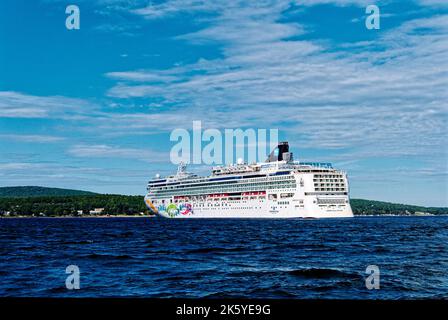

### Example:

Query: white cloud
xmin=418 ymin=0 xmax=448 ymax=7
xmin=131 ymin=0 xmax=372 ymax=21
xmin=106 ymin=71 xmax=179 ymax=82
xmin=2 ymin=0 xmax=446 ymax=203
xmin=0 ymin=134 xmax=65 ymax=143
xmin=0 ymin=91 xmax=97 ymax=119
xmin=0 ymin=161 xmax=155 ymax=193
xmin=105 ymin=2 xmax=448 ymax=187
xmin=67 ymin=144 xmax=166 ymax=163
xmin=131 ymin=0 xmax=226 ymax=19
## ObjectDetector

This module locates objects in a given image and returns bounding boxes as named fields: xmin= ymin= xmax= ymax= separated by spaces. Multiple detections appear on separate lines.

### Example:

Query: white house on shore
xmin=89 ymin=208 xmax=105 ymax=215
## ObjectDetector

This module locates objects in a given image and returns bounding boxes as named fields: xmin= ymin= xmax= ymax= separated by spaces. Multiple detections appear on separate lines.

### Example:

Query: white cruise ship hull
xmin=145 ymin=172 xmax=353 ymax=219
xmin=146 ymin=200 xmax=353 ymax=218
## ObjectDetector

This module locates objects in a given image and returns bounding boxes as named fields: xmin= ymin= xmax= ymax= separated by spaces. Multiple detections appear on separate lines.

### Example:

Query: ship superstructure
xmin=144 ymin=142 xmax=353 ymax=218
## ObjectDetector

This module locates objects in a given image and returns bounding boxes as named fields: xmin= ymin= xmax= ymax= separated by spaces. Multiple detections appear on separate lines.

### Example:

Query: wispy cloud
xmin=108 ymin=3 xmax=448 ymax=161
xmin=106 ymin=71 xmax=179 ymax=83
xmin=0 ymin=91 xmax=97 ymax=119
xmin=418 ymin=0 xmax=448 ymax=7
xmin=131 ymin=0 xmax=225 ymax=19
xmin=0 ymin=134 xmax=65 ymax=143
xmin=67 ymin=144 xmax=166 ymax=163
xmin=0 ymin=161 xmax=152 ymax=193
xmin=1 ymin=0 xmax=446 ymax=204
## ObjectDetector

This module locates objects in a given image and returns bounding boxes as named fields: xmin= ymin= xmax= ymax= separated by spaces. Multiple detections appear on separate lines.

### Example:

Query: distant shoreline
xmin=2 ymin=214 xmax=447 ymax=219
xmin=0 ymin=215 xmax=154 ymax=219
xmin=2 ymin=187 xmax=447 ymax=217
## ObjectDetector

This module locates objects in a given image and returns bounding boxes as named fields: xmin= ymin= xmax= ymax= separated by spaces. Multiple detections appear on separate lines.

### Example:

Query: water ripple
xmin=0 ymin=216 xmax=447 ymax=298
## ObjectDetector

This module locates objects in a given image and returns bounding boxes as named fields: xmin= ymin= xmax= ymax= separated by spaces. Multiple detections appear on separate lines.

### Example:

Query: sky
xmin=0 ymin=0 xmax=447 ymax=206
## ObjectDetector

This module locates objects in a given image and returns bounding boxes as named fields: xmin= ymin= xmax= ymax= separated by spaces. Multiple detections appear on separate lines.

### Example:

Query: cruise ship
xmin=144 ymin=142 xmax=353 ymax=218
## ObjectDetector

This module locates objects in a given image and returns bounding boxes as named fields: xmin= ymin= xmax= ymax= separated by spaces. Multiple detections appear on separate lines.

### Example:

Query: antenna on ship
xmin=177 ymin=162 xmax=187 ymax=176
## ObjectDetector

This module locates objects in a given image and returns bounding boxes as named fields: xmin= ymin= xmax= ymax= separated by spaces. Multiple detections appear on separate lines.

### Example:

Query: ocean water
xmin=0 ymin=216 xmax=447 ymax=299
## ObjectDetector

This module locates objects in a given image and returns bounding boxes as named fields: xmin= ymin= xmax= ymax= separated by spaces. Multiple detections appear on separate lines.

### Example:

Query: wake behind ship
xmin=144 ymin=142 xmax=353 ymax=218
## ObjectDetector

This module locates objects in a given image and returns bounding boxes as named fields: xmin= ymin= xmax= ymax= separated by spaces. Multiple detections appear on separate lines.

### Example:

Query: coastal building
xmin=89 ymin=208 xmax=105 ymax=215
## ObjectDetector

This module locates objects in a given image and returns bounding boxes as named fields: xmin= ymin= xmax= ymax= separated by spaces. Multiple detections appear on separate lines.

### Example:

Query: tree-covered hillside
xmin=0 ymin=186 xmax=97 ymax=198
xmin=0 ymin=186 xmax=446 ymax=217
xmin=350 ymin=199 xmax=447 ymax=216
xmin=0 ymin=194 xmax=148 ymax=216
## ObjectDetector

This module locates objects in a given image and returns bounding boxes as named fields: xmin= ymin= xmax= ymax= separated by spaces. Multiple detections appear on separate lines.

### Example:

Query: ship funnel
xmin=266 ymin=141 xmax=292 ymax=162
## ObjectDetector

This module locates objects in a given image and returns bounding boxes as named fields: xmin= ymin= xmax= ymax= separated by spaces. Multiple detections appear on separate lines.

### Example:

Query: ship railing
xmin=296 ymin=162 xmax=333 ymax=168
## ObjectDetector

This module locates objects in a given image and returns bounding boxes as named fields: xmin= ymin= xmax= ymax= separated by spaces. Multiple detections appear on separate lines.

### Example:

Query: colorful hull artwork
xmin=145 ymin=198 xmax=193 ymax=217
xmin=144 ymin=197 xmax=158 ymax=214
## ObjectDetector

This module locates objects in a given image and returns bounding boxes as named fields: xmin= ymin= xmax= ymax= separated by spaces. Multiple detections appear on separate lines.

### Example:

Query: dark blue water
xmin=0 ymin=216 xmax=447 ymax=298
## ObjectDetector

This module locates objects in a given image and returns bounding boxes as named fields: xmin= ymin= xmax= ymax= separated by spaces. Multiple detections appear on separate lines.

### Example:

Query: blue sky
xmin=0 ymin=0 xmax=447 ymax=206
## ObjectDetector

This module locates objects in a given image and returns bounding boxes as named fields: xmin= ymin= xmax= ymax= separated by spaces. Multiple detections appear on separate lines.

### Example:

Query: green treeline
xmin=0 ymin=195 xmax=149 ymax=217
xmin=350 ymin=199 xmax=447 ymax=216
